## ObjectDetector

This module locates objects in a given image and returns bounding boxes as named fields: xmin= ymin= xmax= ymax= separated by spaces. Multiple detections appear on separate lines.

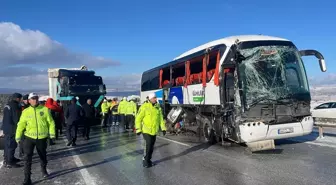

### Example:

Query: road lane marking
xmin=157 ymin=136 xmax=191 ymax=147
xmin=288 ymin=138 xmax=336 ymax=149
xmin=62 ymin=138 xmax=97 ymax=185
xmin=0 ymin=160 xmax=3 ymax=169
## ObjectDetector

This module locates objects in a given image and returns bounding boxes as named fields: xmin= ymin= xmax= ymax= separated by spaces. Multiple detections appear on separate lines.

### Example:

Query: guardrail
xmin=313 ymin=117 xmax=336 ymax=138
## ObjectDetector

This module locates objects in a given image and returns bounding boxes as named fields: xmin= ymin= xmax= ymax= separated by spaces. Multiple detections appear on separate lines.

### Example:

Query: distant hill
xmin=0 ymin=88 xmax=48 ymax=94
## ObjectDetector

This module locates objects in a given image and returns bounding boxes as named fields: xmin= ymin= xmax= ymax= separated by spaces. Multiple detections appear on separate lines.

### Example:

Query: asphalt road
xmin=1 ymin=126 xmax=336 ymax=185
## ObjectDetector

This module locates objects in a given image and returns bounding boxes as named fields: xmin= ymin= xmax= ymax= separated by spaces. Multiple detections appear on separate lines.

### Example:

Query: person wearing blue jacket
xmin=1 ymin=93 xmax=22 ymax=168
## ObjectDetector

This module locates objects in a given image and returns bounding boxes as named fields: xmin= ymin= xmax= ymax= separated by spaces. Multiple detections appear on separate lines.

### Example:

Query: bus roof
xmin=173 ymin=35 xmax=289 ymax=60
xmin=142 ymin=35 xmax=289 ymax=74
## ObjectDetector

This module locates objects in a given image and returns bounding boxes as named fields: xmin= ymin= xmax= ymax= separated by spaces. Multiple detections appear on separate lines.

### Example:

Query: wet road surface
xmin=1 ymin=126 xmax=336 ymax=185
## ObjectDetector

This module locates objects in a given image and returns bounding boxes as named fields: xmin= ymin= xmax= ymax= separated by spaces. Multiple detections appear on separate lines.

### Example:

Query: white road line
xmin=62 ymin=138 xmax=96 ymax=185
xmin=159 ymin=135 xmax=336 ymax=151
xmin=157 ymin=136 xmax=191 ymax=147
xmin=288 ymin=138 xmax=336 ymax=149
xmin=0 ymin=160 xmax=3 ymax=169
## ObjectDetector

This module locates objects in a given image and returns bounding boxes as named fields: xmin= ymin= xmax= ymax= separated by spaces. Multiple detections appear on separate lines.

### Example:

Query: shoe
xmin=72 ymin=142 xmax=77 ymax=146
xmin=5 ymin=163 xmax=21 ymax=168
xmin=13 ymin=157 xmax=21 ymax=163
xmin=41 ymin=168 xmax=49 ymax=178
xmin=22 ymin=178 xmax=32 ymax=185
xmin=142 ymin=160 xmax=154 ymax=168
xmin=67 ymin=141 xmax=72 ymax=146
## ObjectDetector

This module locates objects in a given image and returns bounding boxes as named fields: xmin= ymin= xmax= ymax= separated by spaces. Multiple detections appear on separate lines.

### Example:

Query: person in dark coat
xmin=65 ymin=97 xmax=83 ymax=146
xmin=18 ymin=94 xmax=29 ymax=158
xmin=81 ymin=98 xmax=95 ymax=140
xmin=1 ymin=93 xmax=22 ymax=168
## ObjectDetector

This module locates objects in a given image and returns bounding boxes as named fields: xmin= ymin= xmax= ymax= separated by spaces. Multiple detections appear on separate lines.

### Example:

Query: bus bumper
xmin=238 ymin=116 xmax=314 ymax=143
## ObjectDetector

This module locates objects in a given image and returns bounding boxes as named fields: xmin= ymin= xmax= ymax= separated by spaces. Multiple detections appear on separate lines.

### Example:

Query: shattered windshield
xmin=237 ymin=41 xmax=310 ymax=107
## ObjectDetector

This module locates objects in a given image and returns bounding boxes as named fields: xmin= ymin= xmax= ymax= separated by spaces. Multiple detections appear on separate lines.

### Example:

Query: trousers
xmin=82 ymin=118 xmax=91 ymax=138
xmin=66 ymin=124 xmax=78 ymax=143
xmin=24 ymin=137 xmax=48 ymax=177
xmin=101 ymin=114 xmax=109 ymax=127
xmin=55 ymin=121 xmax=63 ymax=139
xmin=125 ymin=115 xmax=134 ymax=130
xmin=143 ymin=133 xmax=156 ymax=165
xmin=4 ymin=134 xmax=17 ymax=164
xmin=19 ymin=135 xmax=25 ymax=157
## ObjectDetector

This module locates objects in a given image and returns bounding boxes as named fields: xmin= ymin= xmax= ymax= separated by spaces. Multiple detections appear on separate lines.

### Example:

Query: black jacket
xmin=65 ymin=104 xmax=83 ymax=125
xmin=1 ymin=100 xmax=21 ymax=135
xmin=82 ymin=103 xmax=95 ymax=118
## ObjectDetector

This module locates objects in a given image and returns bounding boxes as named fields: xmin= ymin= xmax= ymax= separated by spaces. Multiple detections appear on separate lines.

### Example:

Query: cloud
xmin=0 ymin=22 xmax=124 ymax=90
xmin=104 ymin=73 xmax=141 ymax=91
xmin=0 ymin=74 xmax=48 ymax=90
xmin=0 ymin=66 xmax=45 ymax=77
xmin=0 ymin=22 xmax=119 ymax=73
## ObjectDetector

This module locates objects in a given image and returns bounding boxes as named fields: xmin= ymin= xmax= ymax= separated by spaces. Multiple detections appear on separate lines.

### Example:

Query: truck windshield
xmin=237 ymin=41 xmax=310 ymax=107
xmin=69 ymin=76 xmax=103 ymax=85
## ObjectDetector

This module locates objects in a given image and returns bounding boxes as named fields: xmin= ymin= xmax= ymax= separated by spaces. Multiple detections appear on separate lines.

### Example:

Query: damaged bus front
xmin=224 ymin=40 xmax=326 ymax=151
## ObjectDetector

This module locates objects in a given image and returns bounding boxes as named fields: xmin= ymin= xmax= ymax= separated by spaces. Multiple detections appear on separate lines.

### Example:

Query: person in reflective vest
xmin=100 ymin=99 xmax=110 ymax=127
xmin=125 ymin=98 xmax=137 ymax=131
xmin=15 ymin=93 xmax=56 ymax=184
xmin=118 ymin=97 xmax=128 ymax=132
xmin=110 ymin=98 xmax=119 ymax=126
xmin=135 ymin=93 xmax=166 ymax=168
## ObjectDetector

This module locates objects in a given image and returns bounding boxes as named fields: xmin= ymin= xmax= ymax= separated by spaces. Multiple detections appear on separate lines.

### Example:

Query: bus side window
xmin=225 ymin=69 xmax=235 ymax=102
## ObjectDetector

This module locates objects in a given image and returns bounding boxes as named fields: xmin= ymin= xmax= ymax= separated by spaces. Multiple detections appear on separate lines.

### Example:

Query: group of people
xmin=0 ymin=93 xmax=97 ymax=185
xmin=0 ymin=92 xmax=168 ymax=184
xmin=1 ymin=93 xmax=56 ymax=185
xmin=100 ymin=97 xmax=137 ymax=132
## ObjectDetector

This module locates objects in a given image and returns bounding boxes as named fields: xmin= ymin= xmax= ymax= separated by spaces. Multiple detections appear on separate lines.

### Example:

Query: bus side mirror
xmin=299 ymin=50 xmax=327 ymax=72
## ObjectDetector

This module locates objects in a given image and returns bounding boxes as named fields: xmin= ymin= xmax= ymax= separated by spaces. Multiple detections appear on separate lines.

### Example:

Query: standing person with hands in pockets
xmin=135 ymin=93 xmax=166 ymax=168
xmin=15 ymin=93 xmax=56 ymax=185
xmin=2 ymin=93 xmax=22 ymax=168
xmin=65 ymin=97 xmax=83 ymax=147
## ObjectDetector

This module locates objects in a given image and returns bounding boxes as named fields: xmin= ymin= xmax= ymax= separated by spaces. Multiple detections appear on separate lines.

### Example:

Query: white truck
xmin=48 ymin=65 xmax=106 ymax=118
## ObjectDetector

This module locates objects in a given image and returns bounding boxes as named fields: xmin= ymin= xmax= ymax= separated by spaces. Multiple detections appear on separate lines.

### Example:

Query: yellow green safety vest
xmin=16 ymin=105 xmax=56 ymax=141
xmin=135 ymin=102 xmax=166 ymax=136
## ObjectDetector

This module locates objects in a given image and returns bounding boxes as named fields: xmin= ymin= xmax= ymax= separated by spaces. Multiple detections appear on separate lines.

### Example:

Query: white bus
xmin=140 ymin=35 xmax=326 ymax=151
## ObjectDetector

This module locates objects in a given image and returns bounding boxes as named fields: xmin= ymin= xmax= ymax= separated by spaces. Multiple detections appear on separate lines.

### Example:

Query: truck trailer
xmin=48 ymin=65 xmax=107 ymax=125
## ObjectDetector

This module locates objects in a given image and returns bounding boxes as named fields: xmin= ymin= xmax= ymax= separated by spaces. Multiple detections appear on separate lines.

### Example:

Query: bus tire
xmin=203 ymin=122 xmax=216 ymax=145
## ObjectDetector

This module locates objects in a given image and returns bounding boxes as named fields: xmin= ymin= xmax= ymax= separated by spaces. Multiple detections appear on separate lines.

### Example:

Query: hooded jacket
xmin=2 ymin=100 xmax=22 ymax=135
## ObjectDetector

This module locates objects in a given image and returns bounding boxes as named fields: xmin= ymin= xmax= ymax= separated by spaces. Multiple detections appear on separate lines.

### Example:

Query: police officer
xmin=2 ymin=92 xmax=22 ymax=168
xmin=135 ymin=93 xmax=166 ymax=168
xmin=110 ymin=98 xmax=119 ymax=126
xmin=118 ymin=97 xmax=128 ymax=132
xmin=15 ymin=93 xmax=56 ymax=185
xmin=100 ymin=99 xmax=109 ymax=127
xmin=125 ymin=98 xmax=137 ymax=131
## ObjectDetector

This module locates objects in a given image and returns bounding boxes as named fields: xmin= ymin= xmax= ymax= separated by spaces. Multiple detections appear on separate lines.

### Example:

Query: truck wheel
xmin=203 ymin=122 xmax=216 ymax=144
